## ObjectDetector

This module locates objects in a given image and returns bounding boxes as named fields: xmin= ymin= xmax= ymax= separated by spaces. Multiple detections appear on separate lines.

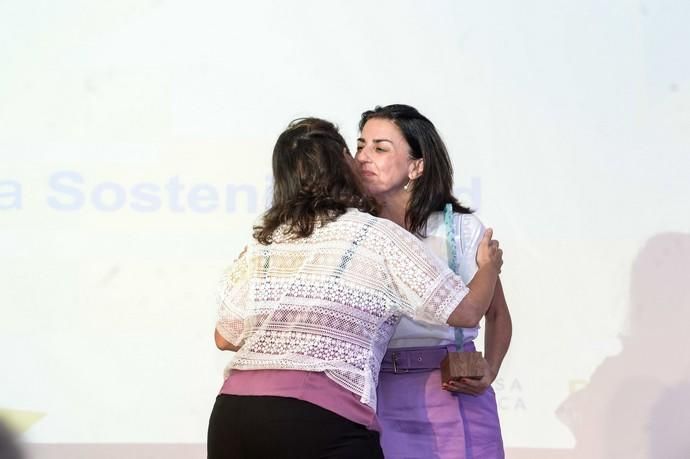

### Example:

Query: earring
xmin=403 ymin=180 xmax=412 ymax=191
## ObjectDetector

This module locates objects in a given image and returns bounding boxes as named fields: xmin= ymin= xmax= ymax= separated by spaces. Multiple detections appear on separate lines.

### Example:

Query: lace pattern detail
xmin=217 ymin=209 xmax=469 ymax=409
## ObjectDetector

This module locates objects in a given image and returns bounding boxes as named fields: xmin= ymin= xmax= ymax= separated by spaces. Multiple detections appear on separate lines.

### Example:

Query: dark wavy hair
xmin=359 ymin=104 xmax=472 ymax=237
xmin=254 ymin=118 xmax=377 ymax=244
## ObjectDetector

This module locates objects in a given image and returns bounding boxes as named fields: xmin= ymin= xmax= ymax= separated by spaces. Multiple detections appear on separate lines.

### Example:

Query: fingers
xmin=460 ymin=378 xmax=485 ymax=388
xmin=442 ymin=379 xmax=488 ymax=396
xmin=477 ymin=228 xmax=504 ymax=272
xmin=481 ymin=228 xmax=494 ymax=246
xmin=486 ymin=238 xmax=502 ymax=273
xmin=484 ymin=230 xmax=500 ymax=254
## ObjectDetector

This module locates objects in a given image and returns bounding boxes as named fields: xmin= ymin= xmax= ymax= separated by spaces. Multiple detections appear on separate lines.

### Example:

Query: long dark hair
xmin=359 ymin=104 xmax=472 ymax=237
xmin=254 ymin=118 xmax=377 ymax=244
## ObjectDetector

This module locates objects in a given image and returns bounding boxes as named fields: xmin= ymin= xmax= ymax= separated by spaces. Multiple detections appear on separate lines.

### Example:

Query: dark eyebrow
xmin=356 ymin=137 xmax=393 ymax=144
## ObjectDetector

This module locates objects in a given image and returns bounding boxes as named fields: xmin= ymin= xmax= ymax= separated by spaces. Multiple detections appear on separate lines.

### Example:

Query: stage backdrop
xmin=1 ymin=1 xmax=689 ymax=458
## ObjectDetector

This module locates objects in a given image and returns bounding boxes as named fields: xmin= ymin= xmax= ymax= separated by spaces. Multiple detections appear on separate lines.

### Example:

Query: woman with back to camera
xmin=207 ymin=117 xmax=503 ymax=459
xmin=355 ymin=104 xmax=512 ymax=459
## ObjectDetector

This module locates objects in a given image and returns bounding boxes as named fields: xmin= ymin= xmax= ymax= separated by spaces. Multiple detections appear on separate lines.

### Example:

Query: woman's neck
xmin=376 ymin=192 xmax=410 ymax=230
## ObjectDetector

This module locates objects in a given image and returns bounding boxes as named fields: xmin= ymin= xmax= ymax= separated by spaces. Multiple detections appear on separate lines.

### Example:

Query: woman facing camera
xmin=207 ymin=117 xmax=503 ymax=459
xmin=355 ymin=105 xmax=512 ymax=459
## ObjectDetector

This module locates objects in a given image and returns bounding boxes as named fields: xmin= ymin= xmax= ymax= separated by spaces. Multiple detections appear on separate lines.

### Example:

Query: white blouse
xmin=216 ymin=209 xmax=470 ymax=409
xmin=387 ymin=212 xmax=486 ymax=349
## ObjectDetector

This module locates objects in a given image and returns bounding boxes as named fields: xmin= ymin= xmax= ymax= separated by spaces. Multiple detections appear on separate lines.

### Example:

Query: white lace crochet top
xmin=217 ymin=209 xmax=469 ymax=409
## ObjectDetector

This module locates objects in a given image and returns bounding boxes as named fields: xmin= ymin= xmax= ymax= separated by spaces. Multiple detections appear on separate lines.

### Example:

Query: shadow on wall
xmin=557 ymin=232 xmax=690 ymax=459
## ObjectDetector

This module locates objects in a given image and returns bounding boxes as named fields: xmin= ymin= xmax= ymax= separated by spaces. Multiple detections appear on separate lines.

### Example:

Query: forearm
xmin=447 ymin=265 xmax=499 ymax=327
xmin=214 ymin=327 xmax=241 ymax=352
xmin=484 ymin=278 xmax=512 ymax=377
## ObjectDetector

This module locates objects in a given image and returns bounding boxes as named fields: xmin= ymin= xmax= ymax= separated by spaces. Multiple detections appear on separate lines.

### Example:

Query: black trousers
xmin=207 ymin=394 xmax=384 ymax=459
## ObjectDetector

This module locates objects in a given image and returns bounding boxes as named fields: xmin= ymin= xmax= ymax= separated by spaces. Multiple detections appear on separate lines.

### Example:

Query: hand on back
xmin=476 ymin=228 xmax=503 ymax=273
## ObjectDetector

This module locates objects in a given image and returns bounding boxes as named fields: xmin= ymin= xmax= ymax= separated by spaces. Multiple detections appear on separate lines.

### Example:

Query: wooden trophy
xmin=440 ymin=351 xmax=484 ymax=384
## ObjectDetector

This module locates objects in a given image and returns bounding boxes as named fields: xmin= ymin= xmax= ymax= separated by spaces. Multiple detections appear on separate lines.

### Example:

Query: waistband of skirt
xmin=379 ymin=342 xmax=476 ymax=373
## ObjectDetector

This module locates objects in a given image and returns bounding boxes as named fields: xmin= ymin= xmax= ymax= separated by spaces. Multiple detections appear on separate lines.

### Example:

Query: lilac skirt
xmin=376 ymin=343 xmax=504 ymax=459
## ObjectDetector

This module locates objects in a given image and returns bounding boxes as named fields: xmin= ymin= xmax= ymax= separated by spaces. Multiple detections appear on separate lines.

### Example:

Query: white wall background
xmin=1 ymin=1 xmax=689 ymax=457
